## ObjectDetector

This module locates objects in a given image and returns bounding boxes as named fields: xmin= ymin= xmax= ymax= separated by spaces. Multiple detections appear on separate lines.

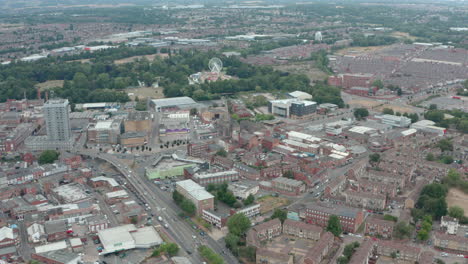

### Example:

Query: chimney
xmin=37 ymin=87 xmax=41 ymax=100
xmin=45 ymin=91 xmax=49 ymax=101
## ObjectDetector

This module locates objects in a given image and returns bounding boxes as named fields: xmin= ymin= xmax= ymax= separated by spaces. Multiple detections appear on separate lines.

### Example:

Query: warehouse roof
xmin=36 ymin=250 xmax=79 ymax=263
xmin=35 ymin=240 xmax=68 ymax=254
xmin=151 ymin=97 xmax=196 ymax=107
xmin=176 ymin=179 xmax=214 ymax=200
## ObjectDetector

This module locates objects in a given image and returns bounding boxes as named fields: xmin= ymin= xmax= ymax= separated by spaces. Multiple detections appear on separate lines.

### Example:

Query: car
xmin=441 ymin=252 xmax=448 ymax=257
xmin=192 ymin=235 xmax=197 ymax=239
xmin=200 ymin=231 xmax=206 ymax=236
xmin=192 ymin=225 xmax=197 ymax=230
xmin=187 ymin=250 xmax=192 ymax=255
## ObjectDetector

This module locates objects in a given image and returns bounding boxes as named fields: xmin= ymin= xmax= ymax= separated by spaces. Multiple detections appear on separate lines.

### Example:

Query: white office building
xmin=376 ymin=114 xmax=411 ymax=128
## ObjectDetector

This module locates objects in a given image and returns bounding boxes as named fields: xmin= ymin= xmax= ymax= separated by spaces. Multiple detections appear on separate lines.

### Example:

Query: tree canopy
xmin=353 ymin=108 xmax=369 ymax=120
xmin=227 ymin=213 xmax=251 ymax=237
xmin=38 ymin=150 xmax=60 ymax=165
xmin=326 ymin=215 xmax=342 ymax=237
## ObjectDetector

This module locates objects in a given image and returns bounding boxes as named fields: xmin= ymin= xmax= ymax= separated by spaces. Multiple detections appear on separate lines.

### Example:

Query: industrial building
xmin=376 ymin=114 xmax=411 ymax=128
xmin=97 ymin=224 xmax=162 ymax=255
xmin=268 ymin=98 xmax=317 ymax=119
xmin=411 ymin=120 xmax=446 ymax=136
xmin=150 ymin=97 xmax=197 ymax=112
xmin=87 ymin=120 xmax=122 ymax=144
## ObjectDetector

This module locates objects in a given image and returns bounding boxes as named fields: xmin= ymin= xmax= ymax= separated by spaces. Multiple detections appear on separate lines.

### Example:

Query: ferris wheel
xmin=208 ymin=57 xmax=223 ymax=74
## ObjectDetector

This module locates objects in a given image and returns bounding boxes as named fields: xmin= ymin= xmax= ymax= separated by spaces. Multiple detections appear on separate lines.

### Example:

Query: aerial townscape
xmin=0 ymin=0 xmax=467 ymax=264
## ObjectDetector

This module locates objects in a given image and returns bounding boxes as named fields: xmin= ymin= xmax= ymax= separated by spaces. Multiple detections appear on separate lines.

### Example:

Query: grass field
xmin=447 ymin=188 xmax=468 ymax=217
xmin=257 ymin=195 xmax=289 ymax=214
xmin=273 ymin=61 xmax=328 ymax=83
xmin=35 ymin=80 xmax=64 ymax=90
xmin=334 ymin=45 xmax=392 ymax=56
xmin=114 ymin=53 xmax=169 ymax=65
xmin=126 ymin=86 xmax=164 ymax=100
xmin=391 ymin=31 xmax=418 ymax=40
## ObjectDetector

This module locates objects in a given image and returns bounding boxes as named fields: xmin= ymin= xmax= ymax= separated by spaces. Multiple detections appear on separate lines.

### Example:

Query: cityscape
xmin=0 ymin=1 xmax=467 ymax=264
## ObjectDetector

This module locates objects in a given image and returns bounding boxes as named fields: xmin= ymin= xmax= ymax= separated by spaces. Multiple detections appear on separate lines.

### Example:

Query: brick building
xmin=282 ymin=219 xmax=322 ymax=241
xmin=365 ymin=217 xmax=395 ymax=239
xmin=124 ymin=112 xmax=151 ymax=132
xmin=0 ymin=227 xmax=18 ymax=248
xmin=246 ymin=219 xmax=282 ymax=248
xmin=193 ymin=170 xmax=239 ymax=186
xmin=305 ymin=204 xmax=365 ymax=233
xmin=344 ymin=191 xmax=387 ymax=210
xmin=187 ymin=141 xmax=210 ymax=157
xmin=433 ymin=232 xmax=468 ymax=254
xmin=302 ymin=232 xmax=335 ymax=264
xmin=271 ymin=177 xmax=306 ymax=196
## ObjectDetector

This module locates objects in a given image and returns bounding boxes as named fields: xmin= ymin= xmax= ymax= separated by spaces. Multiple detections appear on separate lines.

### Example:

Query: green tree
xmin=390 ymin=251 xmax=398 ymax=259
xmin=369 ymin=153 xmax=381 ymax=163
xmin=354 ymin=108 xmax=369 ymax=120
xmin=429 ymin=104 xmax=438 ymax=110
xmin=425 ymin=110 xmax=444 ymax=123
xmin=38 ymin=150 xmax=60 ymax=165
xmin=216 ymin=149 xmax=227 ymax=157
xmin=180 ymin=199 xmax=196 ymax=216
xmin=165 ymin=243 xmax=179 ymax=256
xmin=283 ymin=170 xmax=294 ymax=179
xmin=448 ymin=206 xmax=464 ymax=219
xmin=72 ymin=72 xmax=89 ymax=90
xmin=409 ymin=113 xmax=419 ymax=123
xmin=199 ymin=245 xmax=224 ymax=264
xmin=372 ymin=80 xmax=384 ymax=89
xmin=243 ymin=194 xmax=255 ymax=206
xmin=417 ymin=229 xmax=429 ymax=241
xmin=436 ymin=139 xmax=453 ymax=152
xmin=270 ymin=208 xmax=287 ymax=223
xmin=383 ymin=215 xmax=398 ymax=222
xmin=337 ymin=256 xmax=348 ymax=264
xmin=382 ymin=108 xmax=394 ymax=115
xmin=225 ymin=233 xmax=240 ymax=253
xmin=227 ymin=213 xmax=251 ymax=237
xmin=426 ymin=153 xmax=435 ymax=161
xmin=172 ymin=190 xmax=184 ymax=204
xmin=238 ymin=246 xmax=256 ymax=262
xmin=326 ymin=215 xmax=342 ymax=237
xmin=393 ymin=222 xmax=413 ymax=239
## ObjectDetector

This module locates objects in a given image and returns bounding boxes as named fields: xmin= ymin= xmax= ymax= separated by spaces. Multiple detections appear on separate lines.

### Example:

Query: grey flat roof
xmin=151 ymin=97 xmax=196 ymax=107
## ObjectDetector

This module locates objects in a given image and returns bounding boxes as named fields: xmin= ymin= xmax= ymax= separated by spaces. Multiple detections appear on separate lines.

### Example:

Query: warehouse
xmin=97 ymin=224 xmax=162 ymax=255
xmin=150 ymin=97 xmax=197 ymax=112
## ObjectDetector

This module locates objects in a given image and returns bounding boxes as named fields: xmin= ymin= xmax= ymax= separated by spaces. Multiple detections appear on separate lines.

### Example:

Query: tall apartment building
xmin=43 ymin=99 xmax=71 ymax=142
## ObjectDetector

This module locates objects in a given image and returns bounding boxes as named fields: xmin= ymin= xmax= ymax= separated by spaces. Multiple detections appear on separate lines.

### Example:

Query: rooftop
xmin=348 ymin=126 xmax=376 ymax=134
xmin=176 ymin=179 xmax=214 ymax=200
xmin=36 ymin=249 xmax=79 ymax=263
xmin=306 ymin=203 xmax=363 ymax=218
xmin=90 ymin=176 xmax=119 ymax=188
xmin=151 ymin=97 xmax=196 ymax=107
xmin=35 ymin=240 xmax=68 ymax=254
xmin=272 ymin=177 xmax=304 ymax=187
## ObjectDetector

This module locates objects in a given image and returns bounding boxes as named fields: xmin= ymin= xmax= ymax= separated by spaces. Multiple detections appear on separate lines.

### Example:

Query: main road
xmin=76 ymin=149 xmax=239 ymax=264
